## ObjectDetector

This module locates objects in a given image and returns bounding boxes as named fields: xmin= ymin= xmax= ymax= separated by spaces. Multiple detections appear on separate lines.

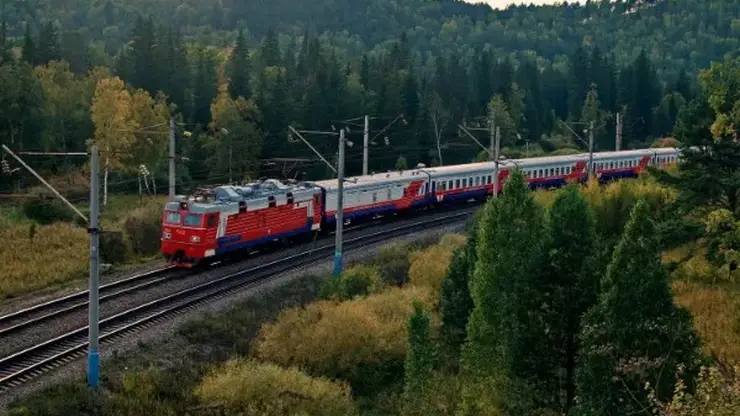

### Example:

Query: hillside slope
xmin=3 ymin=0 xmax=739 ymax=78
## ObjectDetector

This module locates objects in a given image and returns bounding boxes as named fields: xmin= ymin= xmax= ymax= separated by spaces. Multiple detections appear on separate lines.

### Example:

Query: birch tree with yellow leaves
xmin=91 ymin=76 xmax=136 ymax=205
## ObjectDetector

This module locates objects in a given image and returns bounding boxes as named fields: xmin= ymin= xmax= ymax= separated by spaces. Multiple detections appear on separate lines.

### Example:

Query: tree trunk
xmin=432 ymin=114 xmax=443 ymax=166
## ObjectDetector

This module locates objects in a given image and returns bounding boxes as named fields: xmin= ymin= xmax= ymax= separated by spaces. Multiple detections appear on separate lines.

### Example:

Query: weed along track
xmin=0 ymin=209 xmax=475 ymax=393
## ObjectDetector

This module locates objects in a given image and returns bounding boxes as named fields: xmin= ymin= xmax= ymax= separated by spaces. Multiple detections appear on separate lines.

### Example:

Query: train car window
xmin=487 ymin=175 xmax=492 ymax=184
xmin=469 ymin=177 xmax=473 ymax=186
xmin=373 ymin=193 xmax=377 ymax=203
xmin=165 ymin=212 xmax=181 ymax=224
xmin=462 ymin=179 xmax=467 ymax=187
xmin=455 ymin=179 xmax=460 ymax=188
xmin=387 ymin=189 xmax=392 ymax=199
xmin=184 ymin=214 xmax=202 ymax=227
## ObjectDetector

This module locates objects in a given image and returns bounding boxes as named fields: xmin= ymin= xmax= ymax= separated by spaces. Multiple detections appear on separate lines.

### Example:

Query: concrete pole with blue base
xmin=334 ymin=128 xmax=345 ymax=278
xmin=88 ymin=145 xmax=100 ymax=387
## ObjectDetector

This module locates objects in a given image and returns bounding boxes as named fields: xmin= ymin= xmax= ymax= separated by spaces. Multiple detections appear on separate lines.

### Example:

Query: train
xmin=160 ymin=147 xmax=680 ymax=267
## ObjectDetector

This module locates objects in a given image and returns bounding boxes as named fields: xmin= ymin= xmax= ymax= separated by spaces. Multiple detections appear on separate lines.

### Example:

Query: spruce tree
xmin=402 ymin=300 xmax=436 ymax=416
xmin=460 ymin=169 xmax=550 ymax=415
xmin=0 ymin=22 xmax=11 ymax=64
xmin=36 ymin=22 xmax=60 ymax=65
xmin=260 ymin=28 xmax=280 ymax=68
xmin=228 ymin=30 xmax=251 ymax=100
xmin=22 ymin=25 xmax=36 ymax=66
xmin=440 ymin=212 xmax=479 ymax=359
xmin=574 ymin=200 xmax=702 ymax=415
xmin=543 ymin=185 xmax=599 ymax=413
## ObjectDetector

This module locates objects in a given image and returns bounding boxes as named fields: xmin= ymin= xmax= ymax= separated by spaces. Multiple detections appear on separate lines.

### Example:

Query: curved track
xmin=0 ymin=209 xmax=475 ymax=393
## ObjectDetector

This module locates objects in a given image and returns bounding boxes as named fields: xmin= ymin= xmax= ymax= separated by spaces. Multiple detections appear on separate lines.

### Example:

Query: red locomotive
xmin=161 ymin=179 xmax=323 ymax=266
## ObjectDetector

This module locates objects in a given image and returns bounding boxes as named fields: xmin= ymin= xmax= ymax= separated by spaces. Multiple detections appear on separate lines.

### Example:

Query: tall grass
xmin=0 ymin=222 xmax=88 ymax=300
xmin=672 ymin=279 xmax=740 ymax=363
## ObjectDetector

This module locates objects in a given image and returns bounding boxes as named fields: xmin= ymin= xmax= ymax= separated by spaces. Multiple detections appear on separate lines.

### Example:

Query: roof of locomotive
xmin=165 ymin=179 xmax=322 ymax=212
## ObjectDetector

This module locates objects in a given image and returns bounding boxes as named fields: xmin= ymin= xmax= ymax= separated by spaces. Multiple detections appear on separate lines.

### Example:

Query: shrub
xmin=372 ymin=242 xmax=414 ymax=286
xmin=408 ymin=236 xmax=465 ymax=298
xmin=253 ymin=286 xmax=435 ymax=395
xmin=320 ymin=265 xmax=383 ymax=300
xmin=549 ymin=147 xmax=581 ymax=156
xmin=21 ymin=195 xmax=74 ymax=225
xmin=582 ymin=176 xmax=676 ymax=243
xmin=104 ymin=368 xmax=183 ymax=415
xmin=648 ymin=364 xmax=740 ymax=416
xmin=179 ymin=275 xmax=325 ymax=358
xmin=195 ymin=359 xmax=359 ymax=416
xmin=100 ymin=230 xmax=128 ymax=264
xmin=651 ymin=137 xmax=680 ymax=148
xmin=123 ymin=204 xmax=163 ymax=256
xmin=5 ymin=383 xmax=104 ymax=416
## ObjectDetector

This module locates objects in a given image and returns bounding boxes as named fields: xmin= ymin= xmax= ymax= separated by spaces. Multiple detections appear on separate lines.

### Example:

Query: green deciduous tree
xmin=205 ymin=82 xmax=263 ymax=183
xmin=575 ymin=200 xmax=703 ymax=415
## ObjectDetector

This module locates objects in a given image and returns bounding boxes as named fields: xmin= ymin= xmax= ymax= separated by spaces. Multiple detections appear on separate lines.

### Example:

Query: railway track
xmin=0 ymin=266 xmax=189 ymax=338
xmin=0 ymin=209 xmax=474 ymax=393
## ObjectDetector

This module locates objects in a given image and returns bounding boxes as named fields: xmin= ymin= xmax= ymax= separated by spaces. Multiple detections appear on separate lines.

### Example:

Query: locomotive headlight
xmin=190 ymin=236 xmax=200 ymax=243
xmin=162 ymin=232 xmax=172 ymax=239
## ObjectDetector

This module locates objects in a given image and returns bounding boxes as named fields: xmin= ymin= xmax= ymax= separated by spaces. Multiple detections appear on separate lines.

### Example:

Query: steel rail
xmin=0 ymin=267 xmax=181 ymax=337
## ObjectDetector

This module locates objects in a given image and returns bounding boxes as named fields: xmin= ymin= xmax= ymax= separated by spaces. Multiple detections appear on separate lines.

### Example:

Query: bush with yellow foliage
xmin=195 ymin=359 xmax=358 ymax=416
xmin=582 ymin=175 xmax=676 ymax=242
xmin=408 ymin=234 xmax=466 ymax=297
xmin=648 ymin=364 xmax=740 ymax=416
xmin=253 ymin=285 xmax=435 ymax=395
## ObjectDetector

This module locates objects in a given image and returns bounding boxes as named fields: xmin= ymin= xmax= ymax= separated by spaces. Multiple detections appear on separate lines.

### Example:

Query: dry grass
xmin=195 ymin=359 xmax=359 ymax=416
xmin=672 ymin=279 xmax=740 ymax=364
xmin=0 ymin=194 xmax=167 ymax=300
xmin=0 ymin=222 xmax=88 ymax=300
xmin=253 ymin=285 xmax=435 ymax=389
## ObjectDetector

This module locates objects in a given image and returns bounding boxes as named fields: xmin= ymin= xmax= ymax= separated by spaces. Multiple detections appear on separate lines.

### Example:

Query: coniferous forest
xmin=2 ymin=1 xmax=740 ymax=415
xmin=1 ymin=0 xmax=739 ymax=191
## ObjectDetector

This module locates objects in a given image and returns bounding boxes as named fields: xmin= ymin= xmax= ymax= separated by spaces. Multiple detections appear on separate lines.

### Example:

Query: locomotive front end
xmin=161 ymin=199 xmax=218 ymax=267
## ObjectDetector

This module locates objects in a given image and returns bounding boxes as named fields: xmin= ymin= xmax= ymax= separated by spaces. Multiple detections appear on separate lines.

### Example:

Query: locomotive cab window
xmin=165 ymin=212 xmax=181 ymax=224
xmin=206 ymin=214 xmax=218 ymax=228
xmin=184 ymin=214 xmax=202 ymax=227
